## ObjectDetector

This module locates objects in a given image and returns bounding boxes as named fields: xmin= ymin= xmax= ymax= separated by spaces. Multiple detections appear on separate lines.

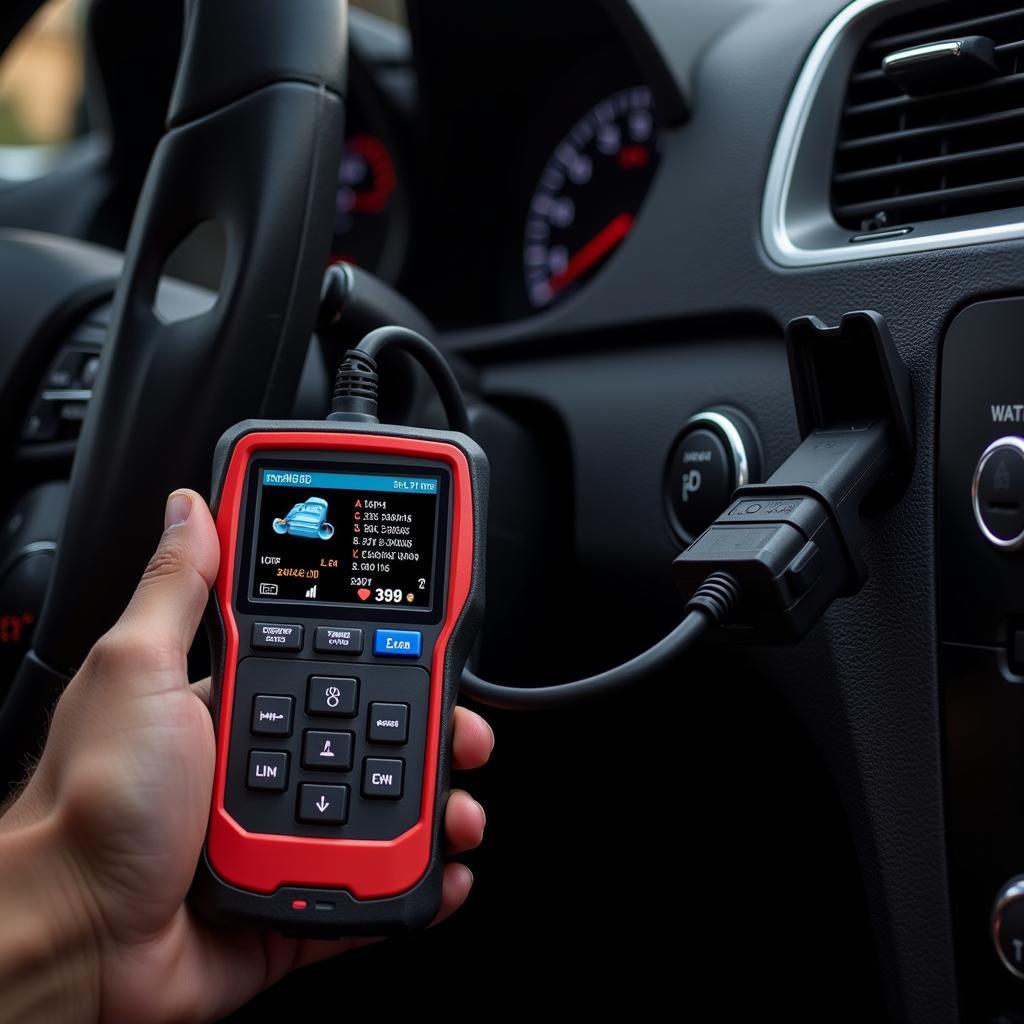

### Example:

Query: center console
xmin=939 ymin=296 xmax=1024 ymax=1021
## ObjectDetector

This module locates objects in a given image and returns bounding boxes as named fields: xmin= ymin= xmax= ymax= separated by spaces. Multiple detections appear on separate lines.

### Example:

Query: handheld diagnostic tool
xmin=193 ymin=420 xmax=487 ymax=936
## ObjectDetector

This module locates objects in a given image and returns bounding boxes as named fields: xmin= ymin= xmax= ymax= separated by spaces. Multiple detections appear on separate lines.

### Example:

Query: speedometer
xmin=332 ymin=133 xmax=398 ymax=272
xmin=523 ymin=85 xmax=660 ymax=309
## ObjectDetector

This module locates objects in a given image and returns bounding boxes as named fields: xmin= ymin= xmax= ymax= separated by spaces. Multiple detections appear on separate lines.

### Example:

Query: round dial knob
xmin=665 ymin=409 xmax=761 ymax=544
xmin=973 ymin=436 xmax=1024 ymax=551
xmin=993 ymin=876 xmax=1024 ymax=978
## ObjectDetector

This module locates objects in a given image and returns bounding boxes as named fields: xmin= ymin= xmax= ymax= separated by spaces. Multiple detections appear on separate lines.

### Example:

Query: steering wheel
xmin=0 ymin=0 xmax=349 ymax=779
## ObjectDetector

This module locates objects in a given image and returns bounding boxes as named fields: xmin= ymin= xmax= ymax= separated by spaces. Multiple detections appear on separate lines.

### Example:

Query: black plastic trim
xmin=192 ymin=418 xmax=488 ymax=937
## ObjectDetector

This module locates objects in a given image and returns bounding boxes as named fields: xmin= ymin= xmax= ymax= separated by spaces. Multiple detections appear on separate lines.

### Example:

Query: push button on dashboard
xmin=993 ymin=876 xmax=1024 ymax=978
xmin=665 ymin=410 xmax=759 ymax=544
xmin=669 ymin=428 xmax=730 ymax=540
xmin=974 ymin=437 xmax=1024 ymax=550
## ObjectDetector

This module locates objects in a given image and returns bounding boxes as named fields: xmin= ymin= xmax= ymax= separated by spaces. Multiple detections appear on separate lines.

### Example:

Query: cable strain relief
xmin=329 ymin=348 xmax=380 ymax=422
xmin=685 ymin=571 xmax=741 ymax=625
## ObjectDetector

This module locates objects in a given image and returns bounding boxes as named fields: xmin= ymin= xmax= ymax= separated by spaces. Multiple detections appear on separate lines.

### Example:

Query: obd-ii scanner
xmin=194 ymin=313 xmax=912 ymax=937
xmin=193 ymin=415 xmax=487 ymax=936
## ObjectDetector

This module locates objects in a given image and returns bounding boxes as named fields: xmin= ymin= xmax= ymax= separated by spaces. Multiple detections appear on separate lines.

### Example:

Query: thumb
xmin=117 ymin=489 xmax=220 ymax=659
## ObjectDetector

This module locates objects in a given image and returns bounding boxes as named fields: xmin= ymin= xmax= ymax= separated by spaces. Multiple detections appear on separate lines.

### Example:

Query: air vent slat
xmin=867 ymin=7 xmax=1024 ymax=55
xmin=833 ymin=139 xmax=1024 ymax=185
xmin=832 ymin=1 xmax=1024 ymax=231
xmin=850 ymin=67 xmax=887 ymax=86
xmin=844 ymin=70 xmax=1024 ymax=119
xmin=837 ymin=106 xmax=1024 ymax=153
xmin=835 ymin=174 xmax=1024 ymax=221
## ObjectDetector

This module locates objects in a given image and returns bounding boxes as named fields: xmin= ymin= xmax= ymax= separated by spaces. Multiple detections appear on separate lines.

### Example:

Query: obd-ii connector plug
xmin=676 ymin=417 xmax=897 ymax=643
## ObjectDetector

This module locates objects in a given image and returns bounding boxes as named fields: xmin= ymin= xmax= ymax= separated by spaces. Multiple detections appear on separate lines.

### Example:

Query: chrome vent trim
xmin=762 ymin=0 xmax=1024 ymax=267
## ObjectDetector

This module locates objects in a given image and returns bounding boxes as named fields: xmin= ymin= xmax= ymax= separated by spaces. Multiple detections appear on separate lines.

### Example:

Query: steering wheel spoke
xmin=0 ymin=0 xmax=349 ymax=783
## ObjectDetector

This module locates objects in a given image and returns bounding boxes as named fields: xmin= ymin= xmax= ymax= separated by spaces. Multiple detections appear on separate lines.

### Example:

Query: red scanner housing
xmin=192 ymin=420 xmax=487 ymax=936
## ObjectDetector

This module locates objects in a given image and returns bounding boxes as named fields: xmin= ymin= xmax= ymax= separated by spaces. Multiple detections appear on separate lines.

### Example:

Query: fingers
xmin=452 ymin=706 xmax=494 ymax=771
xmin=445 ymin=788 xmax=486 ymax=855
xmin=285 ymin=864 xmax=475 ymax=976
xmin=116 ymin=490 xmax=220 ymax=660
xmin=285 ymin=864 xmax=475 ymax=972
xmin=201 ymin=795 xmax=482 ymax=1001
xmin=433 ymin=863 xmax=474 ymax=925
xmin=190 ymin=677 xmax=212 ymax=708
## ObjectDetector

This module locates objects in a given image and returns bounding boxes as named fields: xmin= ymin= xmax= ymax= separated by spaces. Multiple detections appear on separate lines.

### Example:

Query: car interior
xmin=4 ymin=0 xmax=1024 ymax=1020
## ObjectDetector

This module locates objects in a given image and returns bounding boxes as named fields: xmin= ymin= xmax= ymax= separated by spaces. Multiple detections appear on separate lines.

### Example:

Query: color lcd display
xmin=250 ymin=467 xmax=441 ymax=610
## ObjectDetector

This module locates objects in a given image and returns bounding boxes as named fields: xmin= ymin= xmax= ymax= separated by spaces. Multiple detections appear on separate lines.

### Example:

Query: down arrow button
xmin=297 ymin=783 xmax=349 ymax=825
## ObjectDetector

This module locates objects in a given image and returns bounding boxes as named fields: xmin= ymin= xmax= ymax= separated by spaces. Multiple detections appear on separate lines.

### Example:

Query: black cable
xmin=330 ymin=324 xmax=742 ymax=709
xmin=461 ymin=570 xmax=741 ymax=710
xmin=461 ymin=609 xmax=712 ymax=710
xmin=329 ymin=326 xmax=470 ymax=435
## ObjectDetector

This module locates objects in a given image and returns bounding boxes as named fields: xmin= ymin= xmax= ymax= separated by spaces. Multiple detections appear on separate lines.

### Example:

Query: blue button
xmin=373 ymin=629 xmax=422 ymax=658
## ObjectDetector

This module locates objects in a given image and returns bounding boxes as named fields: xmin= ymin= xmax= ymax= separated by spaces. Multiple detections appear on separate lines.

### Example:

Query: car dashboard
xmin=6 ymin=2 xmax=1024 ymax=1022
xmin=333 ymin=1 xmax=669 ymax=329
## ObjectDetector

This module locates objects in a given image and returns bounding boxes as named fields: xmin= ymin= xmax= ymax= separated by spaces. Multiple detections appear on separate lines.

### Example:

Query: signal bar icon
xmin=305 ymin=584 xmax=318 ymax=599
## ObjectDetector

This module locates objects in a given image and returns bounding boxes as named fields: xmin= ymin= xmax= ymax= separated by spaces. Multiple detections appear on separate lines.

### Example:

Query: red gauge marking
xmin=0 ymin=612 xmax=34 ymax=644
xmin=618 ymin=145 xmax=650 ymax=169
xmin=346 ymin=134 xmax=397 ymax=214
xmin=548 ymin=212 xmax=635 ymax=294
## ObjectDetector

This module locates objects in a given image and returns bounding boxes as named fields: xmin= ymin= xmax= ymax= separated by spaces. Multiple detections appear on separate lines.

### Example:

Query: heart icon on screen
xmin=357 ymin=588 xmax=371 ymax=601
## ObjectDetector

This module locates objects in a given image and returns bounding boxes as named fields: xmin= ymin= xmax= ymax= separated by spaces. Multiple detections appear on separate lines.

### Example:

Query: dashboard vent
xmin=832 ymin=1 xmax=1024 ymax=231
xmin=20 ymin=302 xmax=110 ymax=452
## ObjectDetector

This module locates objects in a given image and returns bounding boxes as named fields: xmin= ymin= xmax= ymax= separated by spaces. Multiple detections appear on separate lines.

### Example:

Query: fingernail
xmin=486 ymin=721 xmax=496 ymax=753
xmin=478 ymin=801 xmax=487 ymax=830
xmin=164 ymin=491 xmax=192 ymax=530
xmin=462 ymin=865 xmax=474 ymax=887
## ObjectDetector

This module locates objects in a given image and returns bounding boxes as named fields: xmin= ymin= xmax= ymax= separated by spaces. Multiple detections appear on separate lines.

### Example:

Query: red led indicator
xmin=617 ymin=144 xmax=650 ymax=169
xmin=291 ymin=899 xmax=308 ymax=910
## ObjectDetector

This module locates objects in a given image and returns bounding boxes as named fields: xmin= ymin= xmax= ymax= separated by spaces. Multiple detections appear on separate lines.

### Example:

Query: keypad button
xmin=314 ymin=626 xmax=363 ymax=655
xmin=306 ymin=676 xmax=359 ymax=717
xmin=373 ymin=629 xmax=422 ymax=658
xmin=247 ymin=750 xmax=289 ymax=791
xmin=367 ymin=702 xmax=409 ymax=744
xmin=47 ymin=349 xmax=83 ymax=388
xmin=297 ymin=783 xmax=349 ymax=824
xmin=362 ymin=758 xmax=404 ymax=799
xmin=302 ymin=730 xmax=354 ymax=771
xmin=251 ymin=622 xmax=303 ymax=652
xmin=250 ymin=695 xmax=293 ymax=736
xmin=21 ymin=399 xmax=59 ymax=441
xmin=80 ymin=354 xmax=101 ymax=388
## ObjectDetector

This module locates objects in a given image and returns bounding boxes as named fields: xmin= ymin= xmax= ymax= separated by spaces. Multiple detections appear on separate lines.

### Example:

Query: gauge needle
xmin=548 ymin=212 xmax=635 ymax=294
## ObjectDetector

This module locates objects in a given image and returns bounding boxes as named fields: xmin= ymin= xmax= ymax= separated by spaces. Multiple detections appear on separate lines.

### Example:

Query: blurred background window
xmin=0 ymin=0 xmax=402 ymax=182
xmin=353 ymin=0 xmax=406 ymax=24
xmin=0 ymin=0 xmax=85 ymax=148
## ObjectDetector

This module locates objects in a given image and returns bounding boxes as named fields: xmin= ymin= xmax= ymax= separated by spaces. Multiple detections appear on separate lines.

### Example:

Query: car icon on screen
xmin=272 ymin=497 xmax=335 ymax=540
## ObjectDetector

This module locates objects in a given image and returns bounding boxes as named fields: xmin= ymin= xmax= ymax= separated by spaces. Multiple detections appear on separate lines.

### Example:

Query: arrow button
xmin=297 ymin=783 xmax=349 ymax=825
xmin=251 ymin=694 xmax=293 ymax=737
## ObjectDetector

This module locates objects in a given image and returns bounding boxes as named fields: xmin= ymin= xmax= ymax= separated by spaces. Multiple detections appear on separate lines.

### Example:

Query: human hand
xmin=0 ymin=489 xmax=493 ymax=1024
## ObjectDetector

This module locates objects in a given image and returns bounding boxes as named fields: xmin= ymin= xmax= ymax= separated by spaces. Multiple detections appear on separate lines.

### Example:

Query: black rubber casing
xmin=192 ymin=419 xmax=488 ymax=937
